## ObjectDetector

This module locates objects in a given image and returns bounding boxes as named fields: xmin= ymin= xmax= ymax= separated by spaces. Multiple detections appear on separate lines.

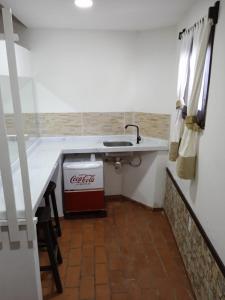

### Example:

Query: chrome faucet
xmin=125 ymin=124 xmax=141 ymax=144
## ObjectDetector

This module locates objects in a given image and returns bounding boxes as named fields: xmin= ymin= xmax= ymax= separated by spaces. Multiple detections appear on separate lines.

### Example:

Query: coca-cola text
xmin=70 ymin=174 xmax=95 ymax=185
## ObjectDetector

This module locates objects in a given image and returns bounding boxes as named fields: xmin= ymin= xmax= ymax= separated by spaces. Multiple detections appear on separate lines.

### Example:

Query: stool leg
xmin=44 ymin=222 xmax=63 ymax=293
xmin=51 ymin=190 xmax=62 ymax=237
xmin=49 ymin=220 xmax=63 ymax=265
xmin=44 ymin=194 xmax=50 ymax=207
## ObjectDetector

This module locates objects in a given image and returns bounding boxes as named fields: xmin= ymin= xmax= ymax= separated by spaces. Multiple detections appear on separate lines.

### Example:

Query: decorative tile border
xmin=38 ymin=113 xmax=82 ymax=136
xmin=5 ymin=113 xmax=39 ymax=136
xmin=164 ymin=169 xmax=225 ymax=300
xmin=37 ymin=112 xmax=170 ymax=139
xmin=82 ymin=112 xmax=124 ymax=135
xmin=5 ymin=111 xmax=171 ymax=139
xmin=134 ymin=112 xmax=170 ymax=140
xmin=124 ymin=112 xmax=135 ymax=135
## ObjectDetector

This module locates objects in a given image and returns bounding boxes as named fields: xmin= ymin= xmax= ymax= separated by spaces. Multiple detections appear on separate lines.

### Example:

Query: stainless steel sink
xmin=103 ymin=141 xmax=133 ymax=147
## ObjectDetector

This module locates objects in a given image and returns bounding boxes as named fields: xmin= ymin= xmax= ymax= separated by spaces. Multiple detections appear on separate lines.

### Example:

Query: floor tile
xmin=96 ymin=284 xmax=110 ymax=300
xmin=95 ymin=263 xmax=108 ymax=284
xmin=68 ymin=248 xmax=81 ymax=266
xmin=111 ymin=293 xmax=128 ymax=300
xmin=80 ymin=276 xmax=95 ymax=300
xmin=64 ymin=266 xmax=80 ymax=287
xmin=81 ymin=256 xmax=94 ymax=276
xmin=41 ymin=198 xmax=195 ymax=300
xmin=83 ymin=245 xmax=94 ymax=258
xmin=95 ymin=246 xmax=107 ymax=263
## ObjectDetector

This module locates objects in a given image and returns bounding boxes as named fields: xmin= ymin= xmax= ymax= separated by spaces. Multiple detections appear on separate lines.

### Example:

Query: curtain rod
xmin=178 ymin=1 xmax=220 ymax=40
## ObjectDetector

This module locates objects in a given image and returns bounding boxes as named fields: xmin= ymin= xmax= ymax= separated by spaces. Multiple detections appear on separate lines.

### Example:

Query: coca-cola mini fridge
xmin=63 ymin=155 xmax=106 ymax=218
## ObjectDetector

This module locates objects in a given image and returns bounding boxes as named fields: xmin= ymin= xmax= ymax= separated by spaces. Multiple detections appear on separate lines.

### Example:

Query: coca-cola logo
xmin=70 ymin=174 xmax=95 ymax=185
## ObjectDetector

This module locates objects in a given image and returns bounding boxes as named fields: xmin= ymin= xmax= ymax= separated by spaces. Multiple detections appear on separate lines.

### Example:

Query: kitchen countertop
xmin=0 ymin=135 xmax=168 ymax=222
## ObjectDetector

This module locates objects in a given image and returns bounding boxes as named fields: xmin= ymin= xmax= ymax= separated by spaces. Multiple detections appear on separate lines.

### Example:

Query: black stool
xmin=36 ymin=206 xmax=63 ymax=293
xmin=44 ymin=181 xmax=62 ymax=237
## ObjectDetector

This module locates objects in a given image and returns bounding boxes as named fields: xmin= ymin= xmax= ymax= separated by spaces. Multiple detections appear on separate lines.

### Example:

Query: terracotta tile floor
xmin=40 ymin=198 xmax=195 ymax=300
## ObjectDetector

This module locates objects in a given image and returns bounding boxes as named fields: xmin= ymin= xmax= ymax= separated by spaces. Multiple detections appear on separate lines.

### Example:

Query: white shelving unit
xmin=0 ymin=8 xmax=42 ymax=300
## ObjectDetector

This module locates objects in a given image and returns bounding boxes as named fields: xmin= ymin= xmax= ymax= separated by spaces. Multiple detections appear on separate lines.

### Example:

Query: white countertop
xmin=0 ymin=135 xmax=168 ymax=222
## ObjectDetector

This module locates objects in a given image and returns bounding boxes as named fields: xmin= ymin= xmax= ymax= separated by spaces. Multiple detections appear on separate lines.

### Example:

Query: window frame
xmin=179 ymin=0 xmax=220 ymax=130
xmin=196 ymin=25 xmax=215 ymax=129
xmin=181 ymin=24 xmax=215 ymax=129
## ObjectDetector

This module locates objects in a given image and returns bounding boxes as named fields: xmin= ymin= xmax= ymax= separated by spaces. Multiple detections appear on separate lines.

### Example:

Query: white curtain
xmin=176 ymin=18 xmax=213 ymax=179
xmin=169 ymin=32 xmax=193 ymax=161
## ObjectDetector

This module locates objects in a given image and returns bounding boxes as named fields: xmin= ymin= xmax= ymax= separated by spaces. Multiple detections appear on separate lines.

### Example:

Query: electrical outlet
xmin=188 ymin=216 xmax=192 ymax=232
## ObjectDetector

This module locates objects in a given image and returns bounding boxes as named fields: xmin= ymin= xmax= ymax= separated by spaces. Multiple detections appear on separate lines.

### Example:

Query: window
xmin=196 ymin=26 xmax=215 ymax=129
xmin=180 ymin=1 xmax=219 ymax=129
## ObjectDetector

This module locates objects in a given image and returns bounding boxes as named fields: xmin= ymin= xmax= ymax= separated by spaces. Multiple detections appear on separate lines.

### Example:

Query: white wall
xmin=123 ymin=151 xmax=168 ymax=208
xmin=23 ymin=27 xmax=176 ymax=114
xmin=135 ymin=27 xmax=177 ymax=114
xmin=24 ymin=30 xmax=137 ymax=113
xmin=170 ymin=0 xmax=225 ymax=265
xmin=0 ymin=41 xmax=37 ymax=114
xmin=0 ymin=41 xmax=32 ymax=77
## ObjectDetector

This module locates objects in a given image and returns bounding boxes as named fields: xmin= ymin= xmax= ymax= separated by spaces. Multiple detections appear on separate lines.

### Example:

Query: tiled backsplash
xmin=38 ymin=113 xmax=82 ymax=136
xmin=5 ymin=113 xmax=39 ymax=136
xmin=5 ymin=112 xmax=170 ymax=139
xmin=37 ymin=112 xmax=170 ymax=139
xmin=164 ymin=171 xmax=225 ymax=300
xmin=135 ymin=112 xmax=170 ymax=139
xmin=82 ymin=112 xmax=125 ymax=136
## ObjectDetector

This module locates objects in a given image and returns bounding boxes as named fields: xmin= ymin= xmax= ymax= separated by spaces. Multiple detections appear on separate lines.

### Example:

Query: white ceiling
xmin=1 ymin=0 xmax=200 ymax=30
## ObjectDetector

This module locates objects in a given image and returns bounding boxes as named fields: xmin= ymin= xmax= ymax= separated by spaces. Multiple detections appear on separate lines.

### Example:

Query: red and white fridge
xmin=63 ymin=155 xmax=106 ymax=217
